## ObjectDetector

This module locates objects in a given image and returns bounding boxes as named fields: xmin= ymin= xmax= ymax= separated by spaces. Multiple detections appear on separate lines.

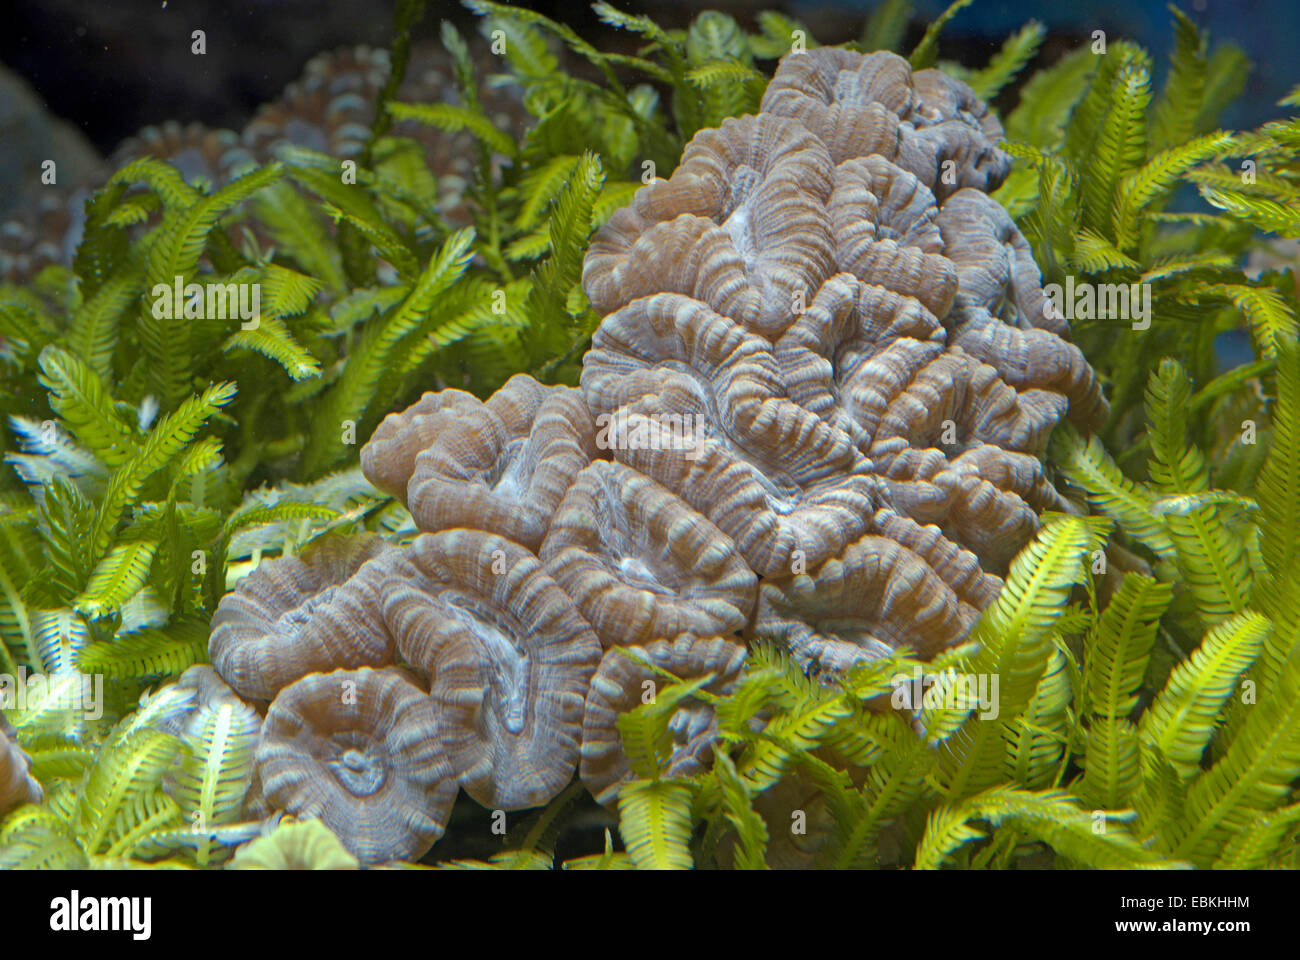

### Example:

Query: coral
xmin=361 ymin=388 xmax=484 ymax=506
xmin=540 ymin=460 xmax=757 ymax=648
xmin=757 ymin=49 xmax=1012 ymax=198
xmin=573 ymin=46 xmax=1102 ymax=653
xmin=753 ymin=532 xmax=977 ymax=671
xmin=0 ymin=0 xmax=1292 ymax=873
xmin=0 ymin=716 xmax=41 ymax=817
xmin=0 ymin=189 xmax=84 ymax=288
xmin=215 ymin=43 xmax=1106 ymax=843
xmin=209 ymin=535 xmax=398 ymax=701
xmin=402 ymin=375 xmax=598 ymax=551
xmin=253 ymin=666 xmax=457 ymax=865
xmin=580 ymin=635 xmax=746 ymax=806
xmin=934 ymin=190 xmax=1107 ymax=428
xmin=827 ymin=155 xmax=958 ymax=318
xmin=584 ymin=112 xmax=836 ymax=340
xmin=0 ymin=42 xmax=531 ymax=284
xmin=380 ymin=530 xmax=601 ymax=810
xmin=111 ymin=123 xmax=253 ymax=192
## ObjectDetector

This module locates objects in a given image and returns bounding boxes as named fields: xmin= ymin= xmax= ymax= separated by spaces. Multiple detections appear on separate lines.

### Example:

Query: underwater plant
xmin=0 ymin=0 xmax=1298 ymax=871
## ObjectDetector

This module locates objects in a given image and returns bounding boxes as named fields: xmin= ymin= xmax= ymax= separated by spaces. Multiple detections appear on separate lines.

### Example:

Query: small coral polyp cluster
xmin=0 ymin=44 xmax=525 ymax=285
xmin=204 ymin=47 xmax=1106 ymax=863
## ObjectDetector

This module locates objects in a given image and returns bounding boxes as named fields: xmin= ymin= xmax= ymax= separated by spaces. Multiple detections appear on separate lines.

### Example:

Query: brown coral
xmin=581 ymin=291 xmax=858 ymax=472
xmin=753 ymin=532 xmax=977 ymax=673
xmin=208 ymin=534 xmax=398 ymax=701
xmin=254 ymin=666 xmax=457 ymax=864
xmin=774 ymin=274 xmax=947 ymax=449
xmin=571 ymin=46 xmax=1103 ymax=597
xmin=401 ymin=375 xmax=598 ymax=551
xmin=857 ymin=349 xmax=1077 ymax=570
xmin=361 ymin=388 xmax=483 ymax=504
xmin=586 ymin=376 xmax=876 ymax=580
xmin=240 ymin=46 xmax=394 ymax=163
xmin=580 ymin=286 xmax=878 ymax=580
xmin=934 ymin=189 xmax=1109 ymax=429
xmin=2 ymin=39 xmax=534 ymax=285
xmin=828 ymin=156 xmax=958 ymax=318
xmin=540 ymin=461 xmax=756 ymax=647
xmin=580 ymin=291 xmax=784 ymax=431
xmin=758 ymin=48 xmax=1011 ymax=197
xmin=946 ymin=305 xmax=1109 ymax=432
xmin=871 ymin=507 xmax=1004 ymax=612
xmin=111 ymin=122 xmax=252 ymax=187
xmin=758 ymin=48 xmax=916 ymax=164
xmin=583 ymin=113 xmax=836 ymax=340
xmin=564 ymin=45 xmax=1101 ymax=614
xmin=380 ymin=530 xmax=600 ymax=810
xmin=204 ymin=44 xmax=1112 ymax=829
xmin=910 ymin=68 xmax=1005 ymax=139
xmin=0 ymin=189 xmax=84 ymax=286
xmin=0 ymin=715 xmax=41 ymax=816
xmin=580 ymin=636 xmax=746 ymax=806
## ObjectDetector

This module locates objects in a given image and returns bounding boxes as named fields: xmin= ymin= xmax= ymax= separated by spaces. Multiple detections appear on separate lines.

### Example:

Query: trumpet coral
xmin=380 ymin=530 xmax=601 ymax=810
xmin=402 ymin=376 xmax=599 ymax=551
xmin=227 ymin=44 xmax=1106 ymax=835
xmin=208 ymin=535 xmax=398 ymax=701
xmin=254 ymin=666 xmax=457 ymax=864
xmin=0 ymin=716 xmax=41 ymax=816
xmin=577 ymin=45 xmax=1102 ymax=593
xmin=757 ymin=49 xmax=1012 ymax=197
xmin=540 ymin=460 xmax=757 ymax=647
xmin=753 ymin=532 xmax=977 ymax=672
xmin=580 ymin=635 xmax=747 ymax=806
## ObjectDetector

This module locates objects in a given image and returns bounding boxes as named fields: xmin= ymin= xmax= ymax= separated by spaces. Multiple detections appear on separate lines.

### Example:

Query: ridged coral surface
xmin=253 ymin=666 xmax=458 ymax=864
xmin=576 ymin=47 xmax=1105 ymax=669
xmin=0 ymin=716 xmax=42 ymax=817
xmin=205 ymin=47 xmax=1107 ymax=858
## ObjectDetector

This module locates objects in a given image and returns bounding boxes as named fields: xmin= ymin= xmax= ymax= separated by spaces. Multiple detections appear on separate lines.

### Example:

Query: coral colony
xmin=181 ymin=47 xmax=1097 ymax=864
